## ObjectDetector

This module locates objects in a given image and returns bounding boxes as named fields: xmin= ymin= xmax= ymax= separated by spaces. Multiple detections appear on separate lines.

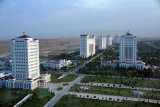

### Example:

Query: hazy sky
xmin=0 ymin=0 xmax=160 ymax=39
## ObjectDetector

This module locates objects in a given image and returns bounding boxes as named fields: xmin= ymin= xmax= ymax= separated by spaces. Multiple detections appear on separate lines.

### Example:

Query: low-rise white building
xmin=102 ymin=60 xmax=119 ymax=69
xmin=102 ymin=61 xmax=111 ymax=67
xmin=0 ymin=61 xmax=5 ymax=69
xmin=136 ymin=60 xmax=145 ymax=70
xmin=98 ymin=36 xmax=106 ymax=50
xmin=80 ymin=34 xmax=95 ymax=58
xmin=43 ymin=59 xmax=72 ymax=69
xmin=0 ymin=57 xmax=12 ymax=69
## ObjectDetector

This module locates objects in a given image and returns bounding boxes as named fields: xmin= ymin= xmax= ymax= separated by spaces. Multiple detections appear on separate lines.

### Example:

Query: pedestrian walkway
xmin=13 ymin=94 xmax=33 ymax=107
xmin=77 ymin=82 xmax=160 ymax=91
xmin=44 ymin=75 xmax=85 ymax=107
xmin=68 ymin=92 xmax=160 ymax=104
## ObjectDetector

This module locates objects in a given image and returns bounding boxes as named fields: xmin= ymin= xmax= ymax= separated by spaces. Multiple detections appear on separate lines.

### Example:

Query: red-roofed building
xmin=119 ymin=32 xmax=145 ymax=70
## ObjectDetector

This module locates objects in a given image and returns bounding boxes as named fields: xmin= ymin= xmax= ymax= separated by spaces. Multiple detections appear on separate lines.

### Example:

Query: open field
xmin=0 ymin=38 xmax=79 ymax=56
xmin=22 ymin=88 xmax=55 ymax=107
xmin=0 ymin=40 xmax=10 ymax=56
xmin=81 ymin=76 xmax=160 ymax=89
xmin=55 ymin=95 xmax=160 ymax=107
xmin=51 ymin=74 xmax=79 ymax=83
xmin=0 ymin=88 xmax=54 ymax=107
xmin=70 ymin=85 xmax=160 ymax=100
xmin=0 ymin=89 xmax=27 ymax=107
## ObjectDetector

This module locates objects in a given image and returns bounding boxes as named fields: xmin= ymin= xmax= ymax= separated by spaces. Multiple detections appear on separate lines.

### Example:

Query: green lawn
xmin=0 ymin=88 xmax=54 ymax=107
xmin=70 ymin=85 xmax=160 ymax=100
xmin=51 ymin=74 xmax=78 ymax=83
xmin=81 ymin=76 xmax=160 ymax=89
xmin=77 ymin=69 xmax=137 ymax=77
xmin=57 ymin=87 xmax=63 ymax=90
xmin=0 ymin=89 xmax=27 ymax=107
xmin=54 ymin=95 xmax=159 ymax=107
xmin=22 ymin=88 xmax=55 ymax=107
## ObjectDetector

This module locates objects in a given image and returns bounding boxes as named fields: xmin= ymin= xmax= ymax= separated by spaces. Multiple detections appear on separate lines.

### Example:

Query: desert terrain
xmin=0 ymin=38 xmax=79 ymax=56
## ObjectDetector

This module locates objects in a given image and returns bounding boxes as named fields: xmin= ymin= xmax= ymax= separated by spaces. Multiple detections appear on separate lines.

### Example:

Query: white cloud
xmin=74 ymin=0 xmax=111 ymax=9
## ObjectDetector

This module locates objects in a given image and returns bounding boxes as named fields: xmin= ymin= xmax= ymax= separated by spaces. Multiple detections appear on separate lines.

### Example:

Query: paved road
xmin=43 ymin=52 xmax=104 ymax=107
xmin=43 ymin=50 xmax=160 ymax=106
xmin=144 ymin=41 xmax=160 ymax=50
xmin=69 ymin=92 xmax=160 ymax=104
xmin=44 ymin=75 xmax=85 ymax=107
xmin=71 ymin=52 xmax=104 ymax=75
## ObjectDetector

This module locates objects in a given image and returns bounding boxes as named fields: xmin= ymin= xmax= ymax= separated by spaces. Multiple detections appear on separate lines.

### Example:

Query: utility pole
xmin=101 ymin=55 xmax=103 ymax=67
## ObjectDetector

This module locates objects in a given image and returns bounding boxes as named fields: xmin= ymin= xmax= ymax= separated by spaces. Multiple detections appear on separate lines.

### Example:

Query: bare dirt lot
xmin=0 ymin=38 xmax=79 ymax=56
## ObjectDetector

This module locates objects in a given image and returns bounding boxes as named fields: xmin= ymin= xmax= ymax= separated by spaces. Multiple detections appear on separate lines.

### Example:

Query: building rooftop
xmin=126 ymin=32 xmax=132 ymax=35
xmin=80 ymin=35 xmax=88 ymax=36
xmin=18 ymin=35 xmax=32 ymax=38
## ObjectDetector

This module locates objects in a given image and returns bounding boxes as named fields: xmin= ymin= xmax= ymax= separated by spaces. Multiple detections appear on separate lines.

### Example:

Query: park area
xmin=54 ymin=95 xmax=160 ymax=107
xmin=0 ymin=88 xmax=54 ymax=107
xmin=50 ymin=74 xmax=78 ymax=83
xmin=81 ymin=76 xmax=160 ymax=89
xmin=70 ymin=85 xmax=160 ymax=100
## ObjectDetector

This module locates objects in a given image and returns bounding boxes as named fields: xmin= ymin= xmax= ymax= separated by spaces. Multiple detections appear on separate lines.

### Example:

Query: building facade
xmin=106 ymin=35 xmax=112 ymax=46
xmin=98 ymin=36 xmax=106 ymax=50
xmin=4 ymin=35 xmax=51 ymax=90
xmin=11 ymin=35 xmax=40 ymax=80
xmin=119 ymin=32 xmax=145 ymax=70
xmin=80 ymin=34 xmax=95 ymax=58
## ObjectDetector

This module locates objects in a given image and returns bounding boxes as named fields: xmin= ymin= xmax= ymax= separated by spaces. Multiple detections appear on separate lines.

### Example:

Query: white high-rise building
xmin=119 ymin=32 xmax=145 ymax=70
xmin=80 ymin=34 xmax=95 ymax=58
xmin=98 ymin=36 xmax=106 ymax=50
xmin=113 ymin=34 xmax=120 ymax=44
xmin=106 ymin=35 xmax=112 ymax=46
xmin=5 ymin=35 xmax=51 ymax=90
xmin=11 ymin=35 xmax=40 ymax=80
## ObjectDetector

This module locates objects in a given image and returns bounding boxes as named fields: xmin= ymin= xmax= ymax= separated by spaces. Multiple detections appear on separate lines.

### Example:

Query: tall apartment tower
xmin=5 ymin=35 xmax=51 ymax=90
xmin=11 ymin=35 xmax=40 ymax=80
xmin=80 ymin=34 xmax=95 ymax=58
xmin=119 ymin=32 xmax=137 ymax=68
xmin=113 ymin=34 xmax=120 ymax=44
xmin=119 ymin=32 xmax=145 ymax=70
xmin=106 ymin=35 xmax=112 ymax=46
xmin=98 ymin=36 xmax=106 ymax=50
